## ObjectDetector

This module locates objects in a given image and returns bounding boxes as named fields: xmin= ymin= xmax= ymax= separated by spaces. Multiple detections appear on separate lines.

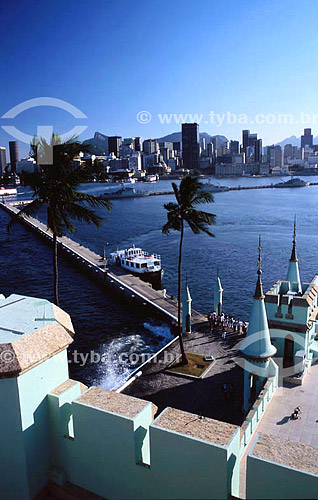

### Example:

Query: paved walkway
xmin=123 ymin=320 xmax=246 ymax=425
xmin=257 ymin=362 xmax=318 ymax=447
xmin=239 ymin=362 xmax=318 ymax=499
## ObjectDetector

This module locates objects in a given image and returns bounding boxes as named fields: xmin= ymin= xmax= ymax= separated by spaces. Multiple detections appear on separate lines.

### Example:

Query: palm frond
xmin=191 ymin=189 xmax=214 ymax=205
xmin=62 ymin=202 xmax=103 ymax=227
xmin=72 ymin=191 xmax=112 ymax=211
xmin=7 ymin=199 xmax=43 ymax=233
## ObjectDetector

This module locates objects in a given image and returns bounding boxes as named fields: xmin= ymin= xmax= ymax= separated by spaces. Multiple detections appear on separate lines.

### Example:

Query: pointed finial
xmin=254 ymin=235 xmax=264 ymax=299
xmin=217 ymin=265 xmax=219 ymax=277
xmin=290 ymin=215 xmax=297 ymax=262
xmin=257 ymin=235 xmax=262 ymax=274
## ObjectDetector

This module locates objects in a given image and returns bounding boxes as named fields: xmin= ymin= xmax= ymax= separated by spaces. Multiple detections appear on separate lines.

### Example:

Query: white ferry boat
xmin=204 ymin=182 xmax=230 ymax=193
xmin=145 ymin=174 xmax=158 ymax=183
xmin=100 ymin=186 xmax=149 ymax=199
xmin=110 ymin=246 xmax=162 ymax=287
xmin=0 ymin=187 xmax=17 ymax=197
xmin=274 ymin=178 xmax=309 ymax=188
xmin=122 ymin=178 xmax=136 ymax=185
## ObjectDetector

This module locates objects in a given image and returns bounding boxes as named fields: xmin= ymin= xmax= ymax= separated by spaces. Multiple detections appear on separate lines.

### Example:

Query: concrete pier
xmin=0 ymin=201 xmax=205 ymax=327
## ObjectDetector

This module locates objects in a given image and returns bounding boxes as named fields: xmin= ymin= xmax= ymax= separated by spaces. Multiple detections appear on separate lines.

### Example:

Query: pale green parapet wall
xmin=149 ymin=412 xmax=240 ymax=499
xmin=246 ymin=433 xmax=318 ymax=499
xmin=240 ymin=369 xmax=278 ymax=456
xmin=0 ymin=378 xmax=30 ymax=500
xmin=48 ymin=387 xmax=241 ymax=500
xmin=16 ymin=351 xmax=69 ymax=498
xmin=61 ymin=392 xmax=153 ymax=499
xmin=0 ymin=351 xmax=69 ymax=500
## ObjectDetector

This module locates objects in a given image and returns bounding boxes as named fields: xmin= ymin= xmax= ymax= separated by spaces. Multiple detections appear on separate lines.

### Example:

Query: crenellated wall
xmin=246 ymin=433 xmax=318 ymax=499
xmin=48 ymin=385 xmax=241 ymax=500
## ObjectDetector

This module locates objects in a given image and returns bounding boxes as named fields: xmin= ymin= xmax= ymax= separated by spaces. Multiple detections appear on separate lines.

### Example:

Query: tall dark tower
xmin=9 ymin=141 xmax=19 ymax=174
xmin=242 ymin=130 xmax=250 ymax=151
xmin=0 ymin=147 xmax=7 ymax=175
xmin=301 ymin=128 xmax=313 ymax=149
xmin=254 ymin=138 xmax=262 ymax=163
xmin=108 ymin=136 xmax=122 ymax=158
xmin=182 ymin=123 xmax=199 ymax=170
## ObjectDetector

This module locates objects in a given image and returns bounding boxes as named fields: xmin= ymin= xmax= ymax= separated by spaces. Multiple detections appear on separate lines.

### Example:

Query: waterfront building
xmin=182 ymin=123 xmax=200 ymax=170
xmin=207 ymin=141 xmax=214 ymax=157
xmin=135 ymin=136 xmax=143 ymax=152
xmin=267 ymin=144 xmax=283 ymax=168
xmin=108 ymin=136 xmax=122 ymax=158
xmin=129 ymin=152 xmax=142 ymax=171
xmin=265 ymin=221 xmax=318 ymax=381
xmin=200 ymin=135 xmax=206 ymax=153
xmin=143 ymin=139 xmax=159 ymax=155
xmin=143 ymin=152 xmax=160 ymax=170
xmin=16 ymin=157 xmax=37 ymax=174
xmin=242 ymin=129 xmax=250 ymax=151
xmin=0 ymin=146 xmax=7 ymax=175
xmin=254 ymin=138 xmax=262 ymax=163
xmin=301 ymin=128 xmax=313 ymax=150
xmin=284 ymin=143 xmax=301 ymax=163
xmin=9 ymin=140 xmax=19 ymax=174
xmin=109 ymin=157 xmax=129 ymax=171
xmin=215 ymin=161 xmax=243 ymax=177
xmin=229 ymin=140 xmax=239 ymax=154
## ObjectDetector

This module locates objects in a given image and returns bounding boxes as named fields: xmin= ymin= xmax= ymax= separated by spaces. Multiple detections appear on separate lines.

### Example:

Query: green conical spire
xmin=290 ymin=216 xmax=297 ymax=262
xmin=254 ymin=235 xmax=264 ymax=299
xmin=287 ymin=216 xmax=302 ymax=293
xmin=241 ymin=237 xmax=276 ymax=359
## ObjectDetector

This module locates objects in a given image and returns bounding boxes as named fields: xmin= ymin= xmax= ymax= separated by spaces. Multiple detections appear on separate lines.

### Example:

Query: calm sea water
xmin=1 ymin=176 xmax=318 ymax=388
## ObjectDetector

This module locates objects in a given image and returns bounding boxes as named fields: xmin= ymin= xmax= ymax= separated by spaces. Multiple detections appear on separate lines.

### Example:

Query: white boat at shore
xmin=203 ymin=182 xmax=230 ymax=193
xmin=0 ymin=187 xmax=17 ymax=197
xmin=145 ymin=175 xmax=158 ymax=183
xmin=110 ymin=246 xmax=162 ymax=287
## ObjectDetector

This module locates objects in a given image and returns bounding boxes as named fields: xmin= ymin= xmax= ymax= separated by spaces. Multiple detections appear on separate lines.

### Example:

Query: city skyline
xmin=1 ymin=0 xmax=318 ymax=156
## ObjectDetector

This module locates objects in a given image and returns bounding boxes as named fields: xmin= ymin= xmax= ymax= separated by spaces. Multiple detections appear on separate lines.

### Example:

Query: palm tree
xmin=8 ymin=135 xmax=112 ymax=306
xmin=162 ymin=175 xmax=216 ymax=364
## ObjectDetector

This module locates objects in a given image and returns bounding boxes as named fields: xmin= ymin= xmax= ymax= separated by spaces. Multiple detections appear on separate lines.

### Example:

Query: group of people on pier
xmin=207 ymin=311 xmax=248 ymax=335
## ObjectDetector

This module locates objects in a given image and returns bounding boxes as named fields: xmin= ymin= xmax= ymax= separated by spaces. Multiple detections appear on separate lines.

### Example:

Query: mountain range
xmin=155 ymin=131 xmax=228 ymax=144
xmin=275 ymin=135 xmax=318 ymax=148
xmin=83 ymin=131 xmax=318 ymax=154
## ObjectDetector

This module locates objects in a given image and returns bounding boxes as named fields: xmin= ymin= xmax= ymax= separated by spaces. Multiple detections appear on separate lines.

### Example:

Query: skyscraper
xmin=301 ymin=128 xmax=313 ymax=149
xmin=242 ymin=130 xmax=250 ymax=151
xmin=9 ymin=141 xmax=19 ymax=174
xmin=182 ymin=123 xmax=199 ymax=170
xmin=134 ymin=137 xmax=143 ymax=152
xmin=229 ymin=140 xmax=239 ymax=154
xmin=143 ymin=139 xmax=159 ymax=155
xmin=254 ymin=138 xmax=262 ymax=163
xmin=108 ymin=136 xmax=122 ymax=157
xmin=0 ymin=147 xmax=7 ymax=175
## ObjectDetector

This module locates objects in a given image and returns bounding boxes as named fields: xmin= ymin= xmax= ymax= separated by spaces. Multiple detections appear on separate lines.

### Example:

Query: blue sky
xmin=1 ymin=0 xmax=318 ymax=157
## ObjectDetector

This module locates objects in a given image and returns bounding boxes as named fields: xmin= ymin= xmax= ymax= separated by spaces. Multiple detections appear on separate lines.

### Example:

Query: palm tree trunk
xmin=53 ymin=232 xmax=59 ymax=306
xmin=178 ymin=219 xmax=188 ymax=364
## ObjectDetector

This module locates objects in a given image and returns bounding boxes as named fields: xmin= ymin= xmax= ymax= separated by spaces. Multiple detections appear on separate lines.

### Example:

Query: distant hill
xmin=83 ymin=132 xmax=108 ymax=154
xmin=83 ymin=130 xmax=229 ymax=153
xmin=156 ymin=131 xmax=228 ymax=144
xmin=272 ymin=135 xmax=318 ymax=148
